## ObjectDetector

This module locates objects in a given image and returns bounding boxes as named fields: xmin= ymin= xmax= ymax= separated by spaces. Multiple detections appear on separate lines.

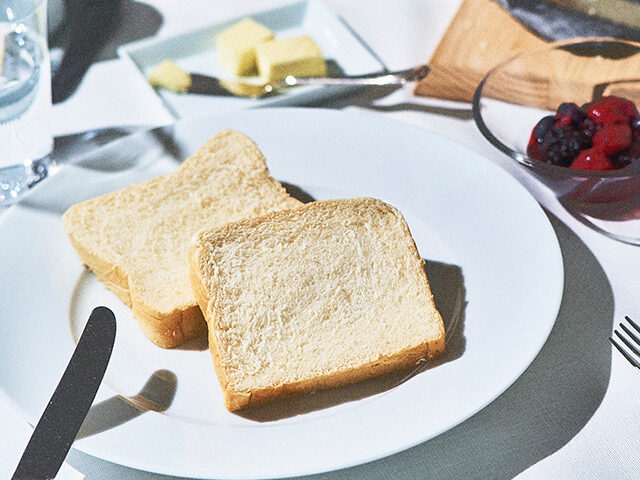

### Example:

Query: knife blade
xmin=11 ymin=306 xmax=116 ymax=480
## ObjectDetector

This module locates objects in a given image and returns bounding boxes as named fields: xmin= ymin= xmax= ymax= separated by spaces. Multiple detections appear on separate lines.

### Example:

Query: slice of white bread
xmin=63 ymin=130 xmax=302 ymax=348
xmin=189 ymin=197 xmax=445 ymax=411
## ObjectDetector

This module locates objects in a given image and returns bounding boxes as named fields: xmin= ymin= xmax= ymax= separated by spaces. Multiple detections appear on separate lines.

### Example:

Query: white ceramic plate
xmin=117 ymin=0 xmax=384 ymax=120
xmin=0 ymin=108 xmax=563 ymax=479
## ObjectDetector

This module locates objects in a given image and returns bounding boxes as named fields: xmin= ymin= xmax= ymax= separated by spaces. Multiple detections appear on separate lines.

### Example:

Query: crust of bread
xmin=189 ymin=197 xmax=446 ymax=411
xmin=63 ymin=129 xmax=301 ymax=348
xmin=65 ymin=231 xmax=131 ymax=306
xmin=220 ymin=338 xmax=445 ymax=411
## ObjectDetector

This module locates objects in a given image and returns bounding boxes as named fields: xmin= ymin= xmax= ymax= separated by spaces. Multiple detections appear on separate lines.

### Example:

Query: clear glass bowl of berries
xmin=473 ymin=38 xmax=640 ymax=245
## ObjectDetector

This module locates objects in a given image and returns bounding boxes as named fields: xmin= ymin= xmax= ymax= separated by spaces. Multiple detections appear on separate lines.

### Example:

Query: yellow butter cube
xmin=216 ymin=18 xmax=274 ymax=76
xmin=256 ymin=36 xmax=326 ymax=84
xmin=147 ymin=60 xmax=191 ymax=93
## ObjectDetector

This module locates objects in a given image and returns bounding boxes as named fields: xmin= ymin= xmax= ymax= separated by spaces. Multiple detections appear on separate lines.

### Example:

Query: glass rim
xmin=472 ymin=36 xmax=640 ymax=179
xmin=0 ymin=0 xmax=47 ymax=23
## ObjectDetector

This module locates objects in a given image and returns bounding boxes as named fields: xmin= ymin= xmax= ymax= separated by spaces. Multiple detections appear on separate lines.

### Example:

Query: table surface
xmin=2 ymin=1 xmax=640 ymax=479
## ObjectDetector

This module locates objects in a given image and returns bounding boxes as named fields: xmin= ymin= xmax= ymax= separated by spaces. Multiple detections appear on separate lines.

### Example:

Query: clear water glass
xmin=0 ymin=0 xmax=52 ymax=205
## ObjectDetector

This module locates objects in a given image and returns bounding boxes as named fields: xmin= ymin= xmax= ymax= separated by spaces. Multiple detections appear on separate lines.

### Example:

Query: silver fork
xmin=609 ymin=316 xmax=640 ymax=369
xmin=274 ymin=64 xmax=430 ymax=89
xmin=210 ymin=64 xmax=431 ymax=98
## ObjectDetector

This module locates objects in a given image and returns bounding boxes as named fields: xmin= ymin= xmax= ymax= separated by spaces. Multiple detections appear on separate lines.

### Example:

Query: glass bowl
xmin=473 ymin=38 xmax=640 ymax=245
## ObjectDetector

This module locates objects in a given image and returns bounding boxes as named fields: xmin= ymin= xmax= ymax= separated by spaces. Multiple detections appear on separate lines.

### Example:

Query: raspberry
xmin=592 ymin=124 xmax=632 ymax=154
xmin=610 ymin=96 xmax=637 ymax=119
xmin=569 ymin=147 xmax=616 ymax=171
xmin=587 ymin=96 xmax=637 ymax=125
xmin=527 ymin=132 xmax=543 ymax=161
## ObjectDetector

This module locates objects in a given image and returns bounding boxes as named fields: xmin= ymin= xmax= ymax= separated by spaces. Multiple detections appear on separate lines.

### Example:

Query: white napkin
xmin=50 ymin=59 xmax=174 ymax=137
xmin=0 ymin=401 xmax=84 ymax=480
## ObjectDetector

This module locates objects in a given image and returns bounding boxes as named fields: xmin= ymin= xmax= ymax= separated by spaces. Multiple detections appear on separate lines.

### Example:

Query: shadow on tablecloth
xmin=313 ymin=208 xmax=613 ymax=480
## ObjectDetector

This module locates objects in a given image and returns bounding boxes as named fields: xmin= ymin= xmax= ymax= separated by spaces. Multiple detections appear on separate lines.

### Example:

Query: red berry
xmin=587 ymin=96 xmax=637 ymax=125
xmin=554 ymin=114 xmax=573 ymax=128
xmin=527 ymin=130 xmax=544 ymax=161
xmin=608 ymin=96 xmax=638 ymax=118
xmin=592 ymin=123 xmax=632 ymax=154
xmin=569 ymin=147 xmax=616 ymax=171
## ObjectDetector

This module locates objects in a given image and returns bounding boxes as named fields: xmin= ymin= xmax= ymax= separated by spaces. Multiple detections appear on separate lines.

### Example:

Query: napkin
xmin=0 ymin=402 xmax=84 ymax=479
xmin=497 ymin=0 xmax=640 ymax=41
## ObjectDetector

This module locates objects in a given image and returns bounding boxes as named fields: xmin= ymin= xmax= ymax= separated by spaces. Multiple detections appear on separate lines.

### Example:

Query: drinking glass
xmin=0 ymin=0 xmax=52 ymax=205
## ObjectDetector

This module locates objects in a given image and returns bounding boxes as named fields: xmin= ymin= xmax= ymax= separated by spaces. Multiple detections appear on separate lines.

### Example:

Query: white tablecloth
xmin=3 ymin=1 xmax=640 ymax=478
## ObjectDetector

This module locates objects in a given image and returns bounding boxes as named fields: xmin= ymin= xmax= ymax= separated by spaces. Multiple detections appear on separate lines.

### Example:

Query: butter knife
xmin=11 ymin=306 xmax=116 ymax=480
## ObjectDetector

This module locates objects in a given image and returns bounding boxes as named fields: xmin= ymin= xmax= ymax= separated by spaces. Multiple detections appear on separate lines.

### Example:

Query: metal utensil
xmin=610 ymin=315 xmax=640 ymax=369
xmin=12 ymin=307 xmax=116 ymax=480
xmin=52 ymin=125 xmax=143 ymax=161
xmin=187 ymin=64 xmax=430 ymax=98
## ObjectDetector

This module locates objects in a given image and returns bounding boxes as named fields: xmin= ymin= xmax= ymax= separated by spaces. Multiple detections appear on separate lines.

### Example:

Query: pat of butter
xmin=216 ymin=18 xmax=274 ymax=76
xmin=147 ymin=60 xmax=191 ymax=93
xmin=256 ymin=36 xmax=326 ymax=84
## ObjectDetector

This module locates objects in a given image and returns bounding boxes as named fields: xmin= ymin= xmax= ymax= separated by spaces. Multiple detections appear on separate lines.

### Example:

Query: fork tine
xmin=625 ymin=315 xmax=640 ymax=334
xmin=610 ymin=336 xmax=640 ymax=369
xmin=611 ymin=316 xmax=640 ymax=369
xmin=615 ymin=328 xmax=640 ymax=358
xmin=620 ymin=323 xmax=640 ymax=353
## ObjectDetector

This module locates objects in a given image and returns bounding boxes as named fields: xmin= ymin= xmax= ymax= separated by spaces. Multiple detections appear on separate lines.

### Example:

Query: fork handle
xmin=280 ymin=65 xmax=430 ymax=87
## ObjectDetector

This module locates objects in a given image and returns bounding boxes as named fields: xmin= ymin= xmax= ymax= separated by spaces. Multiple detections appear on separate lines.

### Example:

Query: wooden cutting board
xmin=414 ymin=0 xmax=548 ymax=102
xmin=414 ymin=0 xmax=640 ymax=107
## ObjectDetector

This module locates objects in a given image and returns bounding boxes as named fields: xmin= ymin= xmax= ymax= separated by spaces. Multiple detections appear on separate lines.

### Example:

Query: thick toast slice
xmin=63 ymin=130 xmax=302 ymax=348
xmin=189 ymin=197 xmax=445 ymax=411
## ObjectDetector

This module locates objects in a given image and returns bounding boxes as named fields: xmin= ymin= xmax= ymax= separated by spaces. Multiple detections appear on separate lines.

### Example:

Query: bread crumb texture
xmin=62 ymin=130 xmax=301 ymax=347
xmin=191 ymin=198 xmax=445 ymax=402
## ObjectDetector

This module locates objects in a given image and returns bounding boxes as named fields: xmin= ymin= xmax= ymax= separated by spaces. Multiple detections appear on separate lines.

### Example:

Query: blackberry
xmin=614 ymin=139 xmax=640 ymax=168
xmin=532 ymin=115 xmax=556 ymax=142
xmin=614 ymin=154 xmax=633 ymax=168
xmin=580 ymin=117 xmax=599 ymax=137
xmin=556 ymin=102 xmax=586 ymax=126
xmin=540 ymin=126 xmax=591 ymax=167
